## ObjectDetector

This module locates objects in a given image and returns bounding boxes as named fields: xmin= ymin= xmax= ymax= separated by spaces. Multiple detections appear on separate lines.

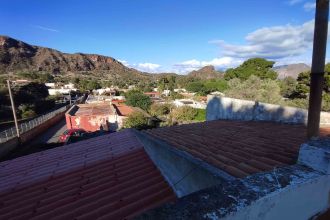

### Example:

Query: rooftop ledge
xmin=136 ymin=138 xmax=330 ymax=220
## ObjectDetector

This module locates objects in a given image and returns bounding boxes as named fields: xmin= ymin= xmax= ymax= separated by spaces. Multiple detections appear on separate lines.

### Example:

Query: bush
xmin=169 ymin=92 xmax=184 ymax=100
xmin=149 ymin=103 xmax=172 ymax=116
xmin=194 ymin=109 xmax=206 ymax=121
xmin=125 ymin=90 xmax=152 ymax=111
xmin=123 ymin=111 xmax=149 ymax=130
xmin=21 ymin=109 xmax=37 ymax=119
xmin=225 ymin=75 xmax=282 ymax=104
xmin=171 ymin=106 xmax=198 ymax=122
xmin=18 ymin=104 xmax=37 ymax=119
xmin=283 ymin=98 xmax=308 ymax=109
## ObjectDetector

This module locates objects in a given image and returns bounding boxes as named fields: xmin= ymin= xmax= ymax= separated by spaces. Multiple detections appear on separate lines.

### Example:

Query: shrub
xmin=225 ymin=75 xmax=282 ymax=104
xmin=149 ymin=103 xmax=172 ymax=116
xmin=123 ymin=111 xmax=149 ymax=130
xmin=171 ymin=106 xmax=198 ymax=122
xmin=21 ymin=110 xmax=37 ymax=119
xmin=194 ymin=109 xmax=206 ymax=121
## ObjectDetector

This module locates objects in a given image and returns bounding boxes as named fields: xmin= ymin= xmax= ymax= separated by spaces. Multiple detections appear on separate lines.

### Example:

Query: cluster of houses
xmin=41 ymin=81 xmax=223 ymax=133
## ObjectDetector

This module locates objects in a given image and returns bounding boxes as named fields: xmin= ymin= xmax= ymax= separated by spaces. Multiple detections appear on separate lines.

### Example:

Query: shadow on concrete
xmin=206 ymin=96 xmax=308 ymax=125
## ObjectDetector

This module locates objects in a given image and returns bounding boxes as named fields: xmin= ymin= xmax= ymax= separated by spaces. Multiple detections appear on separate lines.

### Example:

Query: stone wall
xmin=207 ymin=95 xmax=330 ymax=126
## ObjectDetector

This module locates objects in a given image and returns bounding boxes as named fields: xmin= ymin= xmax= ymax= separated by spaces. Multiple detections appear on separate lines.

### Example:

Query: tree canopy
xmin=125 ymin=90 xmax=152 ymax=111
xmin=224 ymin=58 xmax=277 ymax=80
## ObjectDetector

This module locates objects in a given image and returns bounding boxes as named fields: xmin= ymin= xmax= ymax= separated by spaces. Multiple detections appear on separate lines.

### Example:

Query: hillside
xmin=273 ymin=63 xmax=310 ymax=79
xmin=187 ymin=65 xmax=223 ymax=80
xmin=0 ymin=36 xmax=152 ymax=81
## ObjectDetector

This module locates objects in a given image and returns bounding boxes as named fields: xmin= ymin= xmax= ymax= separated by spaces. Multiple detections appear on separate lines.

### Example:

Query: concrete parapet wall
xmin=207 ymin=95 xmax=330 ymax=126
xmin=135 ymin=131 xmax=230 ymax=198
xmin=137 ymin=165 xmax=330 ymax=220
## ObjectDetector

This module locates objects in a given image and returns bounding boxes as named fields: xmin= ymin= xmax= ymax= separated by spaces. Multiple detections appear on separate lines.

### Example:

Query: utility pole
xmin=7 ymin=80 xmax=20 ymax=138
xmin=307 ymin=0 xmax=329 ymax=138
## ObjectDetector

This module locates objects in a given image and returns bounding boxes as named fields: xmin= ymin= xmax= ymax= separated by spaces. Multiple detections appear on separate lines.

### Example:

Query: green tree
xmin=14 ymin=82 xmax=49 ymax=104
xmin=224 ymin=58 xmax=278 ymax=80
xmin=186 ymin=81 xmax=207 ymax=95
xmin=123 ymin=111 xmax=149 ymax=130
xmin=125 ymin=90 xmax=152 ymax=111
xmin=279 ymin=77 xmax=298 ymax=98
xmin=204 ymin=79 xmax=228 ymax=92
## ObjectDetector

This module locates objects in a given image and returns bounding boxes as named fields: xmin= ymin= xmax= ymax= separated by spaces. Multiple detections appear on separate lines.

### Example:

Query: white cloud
xmin=31 ymin=25 xmax=59 ymax=32
xmin=172 ymin=57 xmax=243 ymax=74
xmin=212 ymin=20 xmax=315 ymax=60
xmin=287 ymin=0 xmax=304 ymax=5
xmin=118 ymin=60 xmax=161 ymax=73
xmin=303 ymin=2 xmax=316 ymax=11
xmin=136 ymin=63 xmax=161 ymax=72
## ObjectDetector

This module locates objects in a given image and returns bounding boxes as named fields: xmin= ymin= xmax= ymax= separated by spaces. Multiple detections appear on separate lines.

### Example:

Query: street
xmin=29 ymin=118 xmax=67 ymax=145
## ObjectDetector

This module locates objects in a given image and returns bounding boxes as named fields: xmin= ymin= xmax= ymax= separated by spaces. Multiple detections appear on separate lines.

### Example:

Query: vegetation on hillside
xmin=0 ymin=82 xmax=56 ymax=121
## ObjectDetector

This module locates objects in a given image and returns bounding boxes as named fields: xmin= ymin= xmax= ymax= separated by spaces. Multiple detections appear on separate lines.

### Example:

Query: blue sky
xmin=0 ymin=0 xmax=323 ymax=73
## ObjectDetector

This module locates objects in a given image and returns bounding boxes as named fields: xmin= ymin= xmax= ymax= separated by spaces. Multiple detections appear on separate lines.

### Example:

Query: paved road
xmin=29 ymin=118 xmax=67 ymax=145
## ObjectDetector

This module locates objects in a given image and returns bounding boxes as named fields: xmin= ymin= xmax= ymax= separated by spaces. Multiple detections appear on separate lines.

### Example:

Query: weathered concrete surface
xmin=136 ymin=165 xmax=330 ymax=220
xmin=298 ymin=138 xmax=330 ymax=175
xmin=136 ymin=137 xmax=330 ymax=220
xmin=206 ymin=95 xmax=330 ymax=126
xmin=135 ymin=131 xmax=232 ymax=198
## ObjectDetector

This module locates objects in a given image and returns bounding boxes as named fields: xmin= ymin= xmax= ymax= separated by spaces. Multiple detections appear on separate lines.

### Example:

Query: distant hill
xmin=0 ymin=35 xmax=154 ymax=81
xmin=187 ymin=65 xmax=223 ymax=80
xmin=273 ymin=63 xmax=310 ymax=79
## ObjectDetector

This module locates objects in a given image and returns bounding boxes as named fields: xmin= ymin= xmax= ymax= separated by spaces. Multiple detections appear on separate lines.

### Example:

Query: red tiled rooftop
xmin=0 ymin=129 xmax=176 ymax=219
xmin=145 ymin=120 xmax=330 ymax=178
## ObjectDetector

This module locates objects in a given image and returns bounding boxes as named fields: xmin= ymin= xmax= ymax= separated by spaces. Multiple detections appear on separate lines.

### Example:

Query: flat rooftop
xmin=70 ymin=104 xmax=114 ymax=116
xmin=113 ymin=103 xmax=134 ymax=116
xmin=145 ymin=120 xmax=330 ymax=178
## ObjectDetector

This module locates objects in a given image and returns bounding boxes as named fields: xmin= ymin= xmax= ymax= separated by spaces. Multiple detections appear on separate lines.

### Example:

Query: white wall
xmin=222 ymin=175 xmax=330 ymax=220
xmin=207 ymin=95 xmax=330 ymax=126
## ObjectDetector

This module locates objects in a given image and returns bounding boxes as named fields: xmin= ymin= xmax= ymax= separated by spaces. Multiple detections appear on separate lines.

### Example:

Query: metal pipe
xmin=7 ymin=80 xmax=20 ymax=138
xmin=307 ymin=0 xmax=329 ymax=139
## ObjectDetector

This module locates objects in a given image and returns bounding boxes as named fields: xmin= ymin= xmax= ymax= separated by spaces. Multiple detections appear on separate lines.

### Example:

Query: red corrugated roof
xmin=0 ymin=129 xmax=176 ymax=219
xmin=145 ymin=120 xmax=330 ymax=178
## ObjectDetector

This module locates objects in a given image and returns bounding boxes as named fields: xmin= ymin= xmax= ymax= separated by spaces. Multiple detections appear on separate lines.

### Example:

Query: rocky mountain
xmin=187 ymin=65 xmax=223 ymax=80
xmin=0 ymin=35 xmax=152 ymax=81
xmin=273 ymin=63 xmax=310 ymax=79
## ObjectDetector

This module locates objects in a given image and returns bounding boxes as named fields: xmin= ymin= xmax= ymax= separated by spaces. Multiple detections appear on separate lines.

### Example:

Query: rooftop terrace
xmin=145 ymin=120 xmax=330 ymax=178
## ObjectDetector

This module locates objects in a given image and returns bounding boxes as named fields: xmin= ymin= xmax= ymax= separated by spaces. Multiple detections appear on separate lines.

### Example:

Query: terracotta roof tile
xmin=145 ymin=120 xmax=330 ymax=178
xmin=0 ymin=129 xmax=176 ymax=219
